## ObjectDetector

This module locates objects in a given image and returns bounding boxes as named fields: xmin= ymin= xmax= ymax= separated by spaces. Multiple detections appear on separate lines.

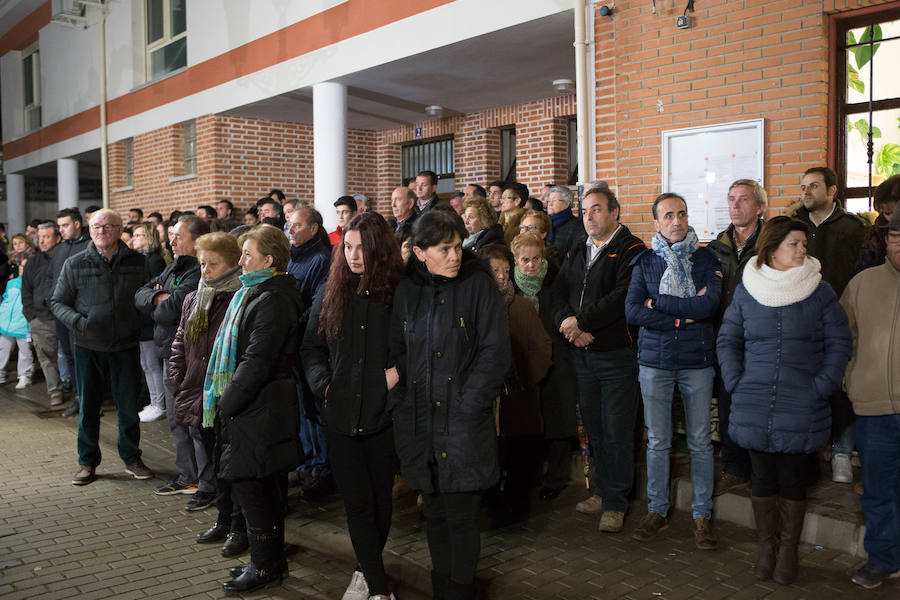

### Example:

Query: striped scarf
xmin=201 ymin=267 xmax=275 ymax=427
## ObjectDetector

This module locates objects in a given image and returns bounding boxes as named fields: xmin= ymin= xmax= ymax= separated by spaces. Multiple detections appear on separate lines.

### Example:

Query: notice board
xmin=661 ymin=119 xmax=764 ymax=242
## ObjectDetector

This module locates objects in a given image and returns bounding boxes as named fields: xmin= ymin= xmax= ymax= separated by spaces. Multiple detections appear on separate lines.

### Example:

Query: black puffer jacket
xmin=707 ymin=221 xmax=761 ymax=330
xmin=217 ymin=274 xmax=305 ymax=480
xmin=50 ymin=231 xmax=90 ymax=283
xmin=134 ymin=255 xmax=201 ymax=359
xmin=301 ymin=289 xmax=393 ymax=436
xmin=21 ymin=250 xmax=55 ymax=322
xmin=50 ymin=242 xmax=149 ymax=352
xmin=389 ymin=251 xmax=510 ymax=494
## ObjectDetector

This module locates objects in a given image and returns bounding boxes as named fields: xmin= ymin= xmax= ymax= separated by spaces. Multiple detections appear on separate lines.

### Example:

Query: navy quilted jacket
xmin=717 ymin=282 xmax=852 ymax=454
xmin=625 ymin=246 xmax=722 ymax=370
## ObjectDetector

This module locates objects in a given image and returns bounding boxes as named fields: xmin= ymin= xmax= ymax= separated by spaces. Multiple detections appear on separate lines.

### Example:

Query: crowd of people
xmin=0 ymin=166 xmax=898 ymax=598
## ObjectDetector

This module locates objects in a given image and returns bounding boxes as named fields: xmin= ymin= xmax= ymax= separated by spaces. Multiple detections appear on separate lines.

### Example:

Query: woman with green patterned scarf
xmin=201 ymin=225 xmax=305 ymax=596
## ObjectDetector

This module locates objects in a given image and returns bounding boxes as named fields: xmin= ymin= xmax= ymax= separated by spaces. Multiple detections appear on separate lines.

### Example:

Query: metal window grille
xmin=182 ymin=120 xmax=196 ymax=175
xmin=835 ymin=12 xmax=900 ymax=211
xmin=401 ymin=136 xmax=454 ymax=182
xmin=124 ymin=138 xmax=134 ymax=187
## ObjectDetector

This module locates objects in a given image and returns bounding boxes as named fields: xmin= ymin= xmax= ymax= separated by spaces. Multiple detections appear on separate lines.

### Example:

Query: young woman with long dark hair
xmin=301 ymin=211 xmax=405 ymax=600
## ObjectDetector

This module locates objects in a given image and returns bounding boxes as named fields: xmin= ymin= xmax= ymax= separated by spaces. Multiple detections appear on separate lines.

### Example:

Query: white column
xmin=313 ymin=82 xmax=347 ymax=233
xmin=57 ymin=158 xmax=79 ymax=210
xmin=6 ymin=174 xmax=26 ymax=236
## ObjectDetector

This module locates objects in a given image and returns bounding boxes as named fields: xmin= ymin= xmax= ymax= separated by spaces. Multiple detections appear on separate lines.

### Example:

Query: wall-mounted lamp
xmin=598 ymin=5 xmax=613 ymax=17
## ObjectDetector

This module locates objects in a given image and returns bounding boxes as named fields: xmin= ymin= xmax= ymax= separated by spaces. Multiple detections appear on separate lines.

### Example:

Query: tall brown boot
xmin=773 ymin=497 xmax=806 ymax=585
xmin=751 ymin=496 xmax=777 ymax=580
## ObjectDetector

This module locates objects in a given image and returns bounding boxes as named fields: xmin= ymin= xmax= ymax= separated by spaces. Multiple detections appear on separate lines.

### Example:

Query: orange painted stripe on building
xmin=0 ymin=1 xmax=50 ymax=55
xmin=3 ymin=0 xmax=454 ymax=161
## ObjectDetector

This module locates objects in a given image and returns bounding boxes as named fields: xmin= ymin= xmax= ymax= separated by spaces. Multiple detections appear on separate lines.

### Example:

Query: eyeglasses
xmin=519 ymin=224 xmax=541 ymax=232
xmin=90 ymin=224 xmax=120 ymax=232
xmin=887 ymin=231 xmax=900 ymax=244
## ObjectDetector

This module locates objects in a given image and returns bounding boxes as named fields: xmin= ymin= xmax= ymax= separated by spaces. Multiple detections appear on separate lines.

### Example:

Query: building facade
xmin=2 ymin=0 xmax=899 ymax=235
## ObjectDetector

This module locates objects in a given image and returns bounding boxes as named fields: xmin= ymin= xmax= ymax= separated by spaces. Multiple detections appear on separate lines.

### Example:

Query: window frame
xmin=22 ymin=44 xmax=41 ymax=133
xmin=829 ymin=5 xmax=900 ymax=209
xmin=498 ymin=126 xmax=516 ymax=183
xmin=145 ymin=0 xmax=187 ymax=81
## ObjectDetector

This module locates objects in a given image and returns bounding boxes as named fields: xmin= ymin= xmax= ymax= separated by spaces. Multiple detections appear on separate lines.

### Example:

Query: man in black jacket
xmin=708 ymin=179 xmax=766 ymax=496
xmin=135 ymin=215 xmax=208 ymax=508
xmin=50 ymin=208 xmax=153 ymax=486
xmin=52 ymin=208 xmax=92 ymax=417
xmin=551 ymin=187 xmax=646 ymax=533
xmin=21 ymin=222 xmax=63 ymax=406
xmin=286 ymin=206 xmax=334 ymax=498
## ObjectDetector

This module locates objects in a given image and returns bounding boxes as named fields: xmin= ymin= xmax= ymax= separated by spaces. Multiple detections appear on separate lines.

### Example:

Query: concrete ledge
xmin=673 ymin=477 xmax=868 ymax=558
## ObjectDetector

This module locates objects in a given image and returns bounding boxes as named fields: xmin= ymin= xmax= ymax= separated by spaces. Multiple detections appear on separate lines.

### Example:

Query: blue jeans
xmin=296 ymin=383 xmax=330 ymax=478
xmin=639 ymin=365 xmax=715 ymax=519
xmin=856 ymin=414 xmax=900 ymax=572
xmin=573 ymin=347 xmax=640 ymax=512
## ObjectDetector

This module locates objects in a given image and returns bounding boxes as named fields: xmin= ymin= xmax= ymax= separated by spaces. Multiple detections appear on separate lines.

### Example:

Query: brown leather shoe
xmin=632 ymin=512 xmax=668 ymax=542
xmin=125 ymin=460 xmax=154 ymax=480
xmin=693 ymin=517 xmax=718 ymax=550
xmin=72 ymin=466 xmax=96 ymax=486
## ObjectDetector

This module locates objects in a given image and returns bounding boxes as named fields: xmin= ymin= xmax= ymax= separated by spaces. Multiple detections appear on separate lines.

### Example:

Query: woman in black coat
xmin=301 ymin=212 xmax=404 ymax=600
xmin=205 ymin=225 xmax=304 ymax=595
xmin=390 ymin=209 xmax=511 ymax=600
xmin=461 ymin=197 xmax=504 ymax=252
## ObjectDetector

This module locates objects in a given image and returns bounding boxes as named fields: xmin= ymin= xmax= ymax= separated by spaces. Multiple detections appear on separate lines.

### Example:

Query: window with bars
xmin=124 ymin=138 xmax=134 ymax=187
xmin=834 ymin=8 xmax=900 ymax=212
xmin=23 ymin=47 xmax=41 ymax=133
xmin=182 ymin=120 xmax=196 ymax=175
xmin=146 ymin=0 xmax=186 ymax=80
xmin=401 ymin=136 xmax=454 ymax=183
xmin=500 ymin=127 xmax=516 ymax=182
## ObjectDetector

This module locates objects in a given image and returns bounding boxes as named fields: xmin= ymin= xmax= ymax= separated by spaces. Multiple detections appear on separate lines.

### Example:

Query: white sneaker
xmin=832 ymin=453 xmax=853 ymax=483
xmin=342 ymin=570 xmax=369 ymax=600
xmin=15 ymin=377 xmax=31 ymax=389
xmin=139 ymin=405 xmax=166 ymax=423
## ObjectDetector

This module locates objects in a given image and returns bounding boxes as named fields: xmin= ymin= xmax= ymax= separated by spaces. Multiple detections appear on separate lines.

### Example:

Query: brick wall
xmin=593 ymin=0 xmax=898 ymax=237
xmin=109 ymin=115 xmax=378 ymax=219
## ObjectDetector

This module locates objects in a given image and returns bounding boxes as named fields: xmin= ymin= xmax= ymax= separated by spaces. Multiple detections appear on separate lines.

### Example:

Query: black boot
xmin=432 ymin=570 xmax=449 ymax=600
xmin=773 ymin=497 xmax=806 ymax=585
xmin=222 ymin=527 xmax=283 ymax=595
xmin=221 ymin=530 xmax=249 ymax=558
xmin=751 ymin=496 xmax=777 ymax=580
xmin=229 ymin=524 xmax=288 ymax=579
xmin=445 ymin=578 xmax=476 ymax=600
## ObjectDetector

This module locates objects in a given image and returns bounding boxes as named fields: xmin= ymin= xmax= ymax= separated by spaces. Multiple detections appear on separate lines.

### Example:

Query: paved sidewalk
xmin=1 ymin=384 xmax=897 ymax=599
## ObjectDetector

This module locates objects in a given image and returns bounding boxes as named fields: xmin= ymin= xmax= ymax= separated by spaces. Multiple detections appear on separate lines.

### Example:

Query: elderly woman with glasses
xmin=518 ymin=209 xmax=561 ymax=270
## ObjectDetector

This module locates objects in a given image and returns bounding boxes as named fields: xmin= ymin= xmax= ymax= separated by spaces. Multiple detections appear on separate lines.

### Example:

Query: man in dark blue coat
xmin=626 ymin=193 xmax=722 ymax=550
xmin=286 ymin=206 xmax=333 ymax=498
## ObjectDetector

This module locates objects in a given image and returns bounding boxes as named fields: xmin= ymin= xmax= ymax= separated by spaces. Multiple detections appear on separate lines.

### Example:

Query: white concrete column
xmin=6 ymin=174 xmax=26 ymax=236
xmin=313 ymin=82 xmax=347 ymax=233
xmin=57 ymin=158 xmax=79 ymax=210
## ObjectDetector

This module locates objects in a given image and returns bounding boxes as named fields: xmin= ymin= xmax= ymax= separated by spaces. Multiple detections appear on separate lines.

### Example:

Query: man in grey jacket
xmin=51 ymin=209 xmax=153 ymax=486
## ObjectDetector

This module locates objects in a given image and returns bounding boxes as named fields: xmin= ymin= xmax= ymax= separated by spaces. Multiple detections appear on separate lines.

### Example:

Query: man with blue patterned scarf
xmin=625 ymin=193 xmax=722 ymax=550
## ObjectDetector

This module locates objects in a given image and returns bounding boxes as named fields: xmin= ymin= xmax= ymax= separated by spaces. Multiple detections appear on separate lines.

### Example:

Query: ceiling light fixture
xmin=425 ymin=105 xmax=444 ymax=118
xmin=552 ymin=79 xmax=575 ymax=94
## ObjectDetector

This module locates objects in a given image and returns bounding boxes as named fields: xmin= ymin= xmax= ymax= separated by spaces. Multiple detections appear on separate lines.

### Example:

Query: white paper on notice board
xmin=661 ymin=119 xmax=764 ymax=242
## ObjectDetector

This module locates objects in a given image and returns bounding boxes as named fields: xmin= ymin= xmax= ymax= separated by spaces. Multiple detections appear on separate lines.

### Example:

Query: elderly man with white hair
xmin=51 ymin=208 xmax=154 ymax=486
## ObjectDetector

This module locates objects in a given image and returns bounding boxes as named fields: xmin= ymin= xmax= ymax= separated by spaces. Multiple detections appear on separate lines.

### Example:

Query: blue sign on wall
xmin=414 ymin=127 xmax=423 ymax=139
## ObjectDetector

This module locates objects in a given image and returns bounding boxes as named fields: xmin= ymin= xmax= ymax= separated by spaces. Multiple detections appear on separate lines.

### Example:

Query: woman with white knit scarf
xmin=717 ymin=216 xmax=852 ymax=587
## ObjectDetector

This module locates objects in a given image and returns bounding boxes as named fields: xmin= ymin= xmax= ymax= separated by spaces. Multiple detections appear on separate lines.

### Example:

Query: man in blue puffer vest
xmin=626 ymin=192 xmax=722 ymax=550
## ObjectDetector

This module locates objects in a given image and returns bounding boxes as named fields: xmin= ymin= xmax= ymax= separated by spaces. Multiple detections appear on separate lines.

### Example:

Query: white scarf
xmin=742 ymin=256 xmax=822 ymax=307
